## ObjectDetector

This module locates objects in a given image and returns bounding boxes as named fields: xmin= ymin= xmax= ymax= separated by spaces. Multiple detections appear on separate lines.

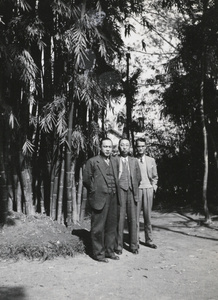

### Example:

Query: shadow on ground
xmin=0 ymin=286 xmax=26 ymax=300
xmin=71 ymin=229 xmax=92 ymax=257
xmin=153 ymin=224 xmax=218 ymax=241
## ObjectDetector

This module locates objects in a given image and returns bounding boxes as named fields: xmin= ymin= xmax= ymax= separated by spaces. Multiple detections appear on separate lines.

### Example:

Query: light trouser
xmin=137 ymin=187 xmax=154 ymax=244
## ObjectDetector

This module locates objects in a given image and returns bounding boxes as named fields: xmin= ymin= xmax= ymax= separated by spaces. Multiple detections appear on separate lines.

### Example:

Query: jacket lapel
xmin=145 ymin=156 xmax=151 ymax=179
xmin=96 ymin=155 xmax=109 ymax=184
xmin=110 ymin=157 xmax=118 ymax=181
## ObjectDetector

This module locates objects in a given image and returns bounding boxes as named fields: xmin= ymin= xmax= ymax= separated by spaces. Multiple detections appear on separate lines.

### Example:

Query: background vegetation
xmin=1 ymin=0 xmax=218 ymax=229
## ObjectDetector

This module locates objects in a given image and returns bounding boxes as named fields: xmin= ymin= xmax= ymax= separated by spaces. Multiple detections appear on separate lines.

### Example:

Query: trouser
xmin=116 ymin=188 xmax=137 ymax=251
xmin=137 ymin=188 xmax=154 ymax=243
xmin=91 ymin=192 xmax=118 ymax=259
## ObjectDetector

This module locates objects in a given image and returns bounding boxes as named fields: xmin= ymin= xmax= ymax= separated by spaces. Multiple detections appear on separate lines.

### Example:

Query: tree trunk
xmin=65 ymin=102 xmax=74 ymax=226
xmin=20 ymin=168 xmax=33 ymax=215
xmin=0 ymin=150 xmax=8 ymax=224
xmin=40 ymin=180 xmax=45 ymax=214
xmin=200 ymin=80 xmax=210 ymax=221
xmin=77 ymin=166 xmax=83 ymax=220
xmin=200 ymin=0 xmax=210 ymax=222
xmin=125 ymin=52 xmax=131 ymax=140
xmin=57 ymin=159 xmax=65 ymax=224
xmin=51 ymin=172 xmax=58 ymax=220
xmin=16 ymin=179 xmax=22 ymax=213
xmin=80 ymin=186 xmax=87 ymax=222
xmin=71 ymin=160 xmax=78 ymax=224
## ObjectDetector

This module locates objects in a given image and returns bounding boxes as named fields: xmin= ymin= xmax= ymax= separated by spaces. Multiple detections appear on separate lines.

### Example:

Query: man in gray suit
xmin=83 ymin=138 xmax=120 ymax=263
xmin=115 ymin=138 xmax=141 ymax=255
xmin=136 ymin=138 xmax=158 ymax=249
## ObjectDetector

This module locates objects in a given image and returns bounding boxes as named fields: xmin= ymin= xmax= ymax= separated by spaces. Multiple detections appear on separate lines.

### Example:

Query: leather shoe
xmin=115 ymin=250 xmax=122 ymax=255
xmin=131 ymin=249 xmax=139 ymax=254
xmin=95 ymin=258 xmax=109 ymax=263
xmin=145 ymin=243 xmax=157 ymax=249
xmin=106 ymin=254 xmax=120 ymax=260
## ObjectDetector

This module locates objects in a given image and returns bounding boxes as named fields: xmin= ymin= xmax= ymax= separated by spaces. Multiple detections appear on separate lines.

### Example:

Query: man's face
xmin=136 ymin=141 xmax=146 ymax=156
xmin=119 ymin=139 xmax=130 ymax=157
xmin=101 ymin=140 xmax=113 ymax=157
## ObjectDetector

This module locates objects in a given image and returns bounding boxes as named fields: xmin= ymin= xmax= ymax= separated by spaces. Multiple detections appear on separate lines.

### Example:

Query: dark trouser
xmin=137 ymin=188 xmax=154 ymax=244
xmin=91 ymin=192 xmax=118 ymax=260
xmin=116 ymin=188 xmax=137 ymax=251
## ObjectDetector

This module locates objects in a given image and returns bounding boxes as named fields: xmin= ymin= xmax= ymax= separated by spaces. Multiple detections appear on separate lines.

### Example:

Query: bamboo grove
xmin=1 ymin=0 xmax=218 ymax=225
xmin=0 ymin=0 xmax=145 ymax=225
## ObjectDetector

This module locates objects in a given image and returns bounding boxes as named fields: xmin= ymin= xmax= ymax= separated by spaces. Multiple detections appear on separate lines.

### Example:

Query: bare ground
xmin=0 ymin=210 xmax=218 ymax=300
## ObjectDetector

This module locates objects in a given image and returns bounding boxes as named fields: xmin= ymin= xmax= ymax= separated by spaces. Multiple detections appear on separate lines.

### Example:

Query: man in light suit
xmin=83 ymin=138 xmax=120 ymax=263
xmin=115 ymin=138 xmax=141 ymax=255
xmin=136 ymin=138 xmax=158 ymax=249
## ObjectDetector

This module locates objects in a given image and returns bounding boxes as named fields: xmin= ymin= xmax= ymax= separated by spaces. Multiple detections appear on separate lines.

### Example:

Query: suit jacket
xmin=118 ymin=156 xmax=142 ymax=202
xmin=83 ymin=155 xmax=120 ymax=210
xmin=144 ymin=155 xmax=158 ymax=192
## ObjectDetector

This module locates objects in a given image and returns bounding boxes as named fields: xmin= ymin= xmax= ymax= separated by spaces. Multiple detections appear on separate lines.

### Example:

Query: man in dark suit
xmin=83 ymin=138 xmax=120 ymax=263
xmin=136 ymin=138 xmax=158 ymax=249
xmin=115 ymin=138 xmax=141 ymax=255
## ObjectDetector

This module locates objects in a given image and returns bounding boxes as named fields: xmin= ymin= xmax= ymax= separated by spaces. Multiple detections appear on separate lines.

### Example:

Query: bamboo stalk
xmin=18 ymin=150 xmax=34 ymax=215
xmin=80 ymin=186 xmax=87 ymax=222
xmin=77 ymin=166 xmax=83 ymax=220
xmin=51 ymin=169 xmax=59 ymax=220
xmin=16 ymin=180 xmax=22 ymax=213
xmin=65 ymin=102 xmax=74 ymax=226
xmin=7 ymin=177 xmax=13 ymax=212
xmin=57 ymin=159 xmax=65 ymax=223
xmin=20 ymin=169 xmax=31 ymax=215
xmin=50 ymin=166 xmax=55 ymax=218
xmin=66 ymin=167 xmax=72 ymax=225
xmin=71 ymin=160 xmax=78 ymax=223
xmin=40 ymin=180 xmax=45 ymax=214
xmin=0 ymin=154 xmax=8 ymax=223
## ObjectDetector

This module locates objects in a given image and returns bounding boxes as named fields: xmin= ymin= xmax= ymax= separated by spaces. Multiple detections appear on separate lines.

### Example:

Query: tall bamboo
xmin=20 ymin=168 xmax=33 ymax=215
xmin=51 ymin=164 xmax=59 ymax=220
xmin=40 ymin=180 xmax=45 ymax=214
xmin=80 ymin=186 xmax=87 ymax=222
xmin=71 ymin=160 xmax=78 ymax=223
xmin=16 ymin=180 xmax=22 ymax=213
xmin=57 ymin=159 xmax=65 ymax=223
xmin=0 ymin=150 xmax=7 ymax=223
xmin=65 ymin=102 xmax=74 ymax=225
xmin=77 ymin=166 xmax=83 ymax=220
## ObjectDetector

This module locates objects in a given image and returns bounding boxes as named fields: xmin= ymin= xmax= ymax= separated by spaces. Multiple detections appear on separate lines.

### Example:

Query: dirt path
xmin=0 ymin=211 xmax=218 ymax=300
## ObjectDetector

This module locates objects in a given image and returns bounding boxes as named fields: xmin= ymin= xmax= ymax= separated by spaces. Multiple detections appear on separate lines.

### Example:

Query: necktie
xmin=105 ymin=158 xmax=110 ymax=165
xmin=140 ymin=157 xmax=143 ymax=163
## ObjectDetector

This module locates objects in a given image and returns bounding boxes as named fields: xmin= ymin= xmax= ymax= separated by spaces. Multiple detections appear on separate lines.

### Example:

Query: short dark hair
xmin=118 ymin=138 xmax=130 ymax=147
xmin=135 ymin=138 xmax=146 ymax=146
xmin=100 ymin=137 xmax=113 ymax=147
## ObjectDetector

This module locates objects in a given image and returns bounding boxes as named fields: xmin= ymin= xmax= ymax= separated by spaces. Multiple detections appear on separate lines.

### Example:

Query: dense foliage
xmin=160 ymin=0 xmax=218 ymax=217
xmin=0 ymin=0 xmax=218 ymax=225
xmin=0 ymin=0 xmax=147 ymax=224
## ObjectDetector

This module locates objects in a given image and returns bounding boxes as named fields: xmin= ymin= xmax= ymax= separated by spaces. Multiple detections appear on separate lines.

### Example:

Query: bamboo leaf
xmin=9 ymin=112 xmax=19 ymax=129
xmin=22 ymin=139 xmax=35 ymax=155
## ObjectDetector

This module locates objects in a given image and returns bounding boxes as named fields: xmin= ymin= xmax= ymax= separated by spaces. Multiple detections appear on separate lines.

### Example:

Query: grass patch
xmin=0 ymin=211 xmax=85 ymax=261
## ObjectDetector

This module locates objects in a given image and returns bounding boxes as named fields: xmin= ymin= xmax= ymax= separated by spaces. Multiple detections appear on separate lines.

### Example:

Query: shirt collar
xmin=138 ymin=155 xmax=145 ymax=162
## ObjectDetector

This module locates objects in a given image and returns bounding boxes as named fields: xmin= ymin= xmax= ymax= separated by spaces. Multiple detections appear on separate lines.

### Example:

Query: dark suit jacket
xmin=118 ymin=156 xmax=142 ymax=202
xmin=83 ymin=155 xmax=120 ymax=210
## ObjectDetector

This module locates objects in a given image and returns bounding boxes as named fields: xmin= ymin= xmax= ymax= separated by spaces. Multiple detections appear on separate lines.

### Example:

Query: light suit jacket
xmin=118 ymin=156 xmax=142 ymax=202
xmin=143 ymin=155 xmax=158 ymax=192
xmin=83 ymin=155 xmax=120 ymax=210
